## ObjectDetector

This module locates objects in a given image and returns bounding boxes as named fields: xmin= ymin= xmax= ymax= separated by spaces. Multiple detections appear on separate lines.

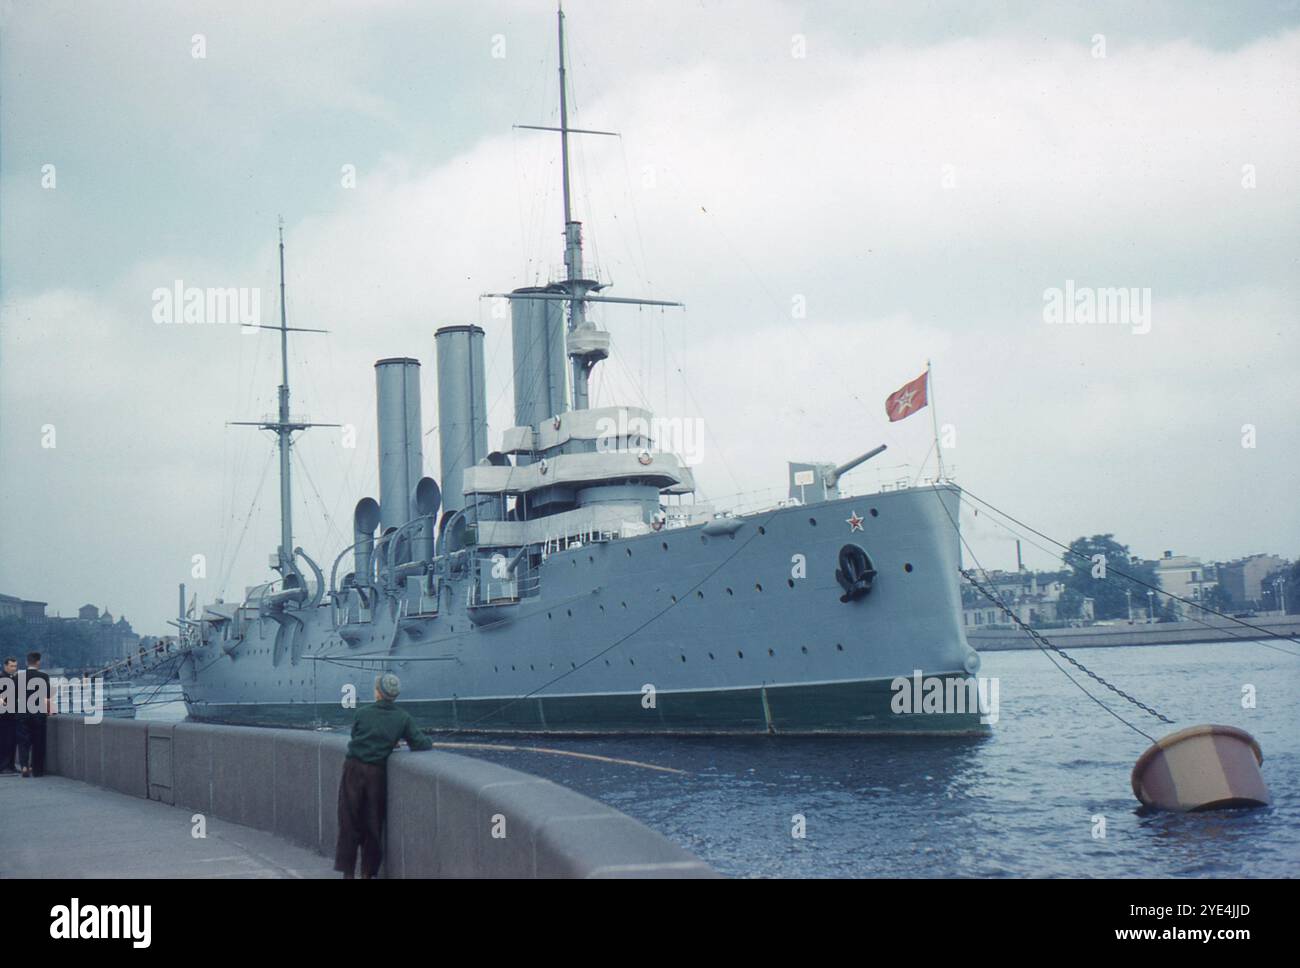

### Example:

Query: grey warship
xmin=164 ymin=9 xmax=984 ymax=735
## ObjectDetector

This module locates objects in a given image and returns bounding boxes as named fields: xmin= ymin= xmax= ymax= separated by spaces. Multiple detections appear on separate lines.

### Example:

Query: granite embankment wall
xmin=43 ymin=717 xmax=716 ymax=878
xmin=967 ymin=614 xmax=1300 ymax=651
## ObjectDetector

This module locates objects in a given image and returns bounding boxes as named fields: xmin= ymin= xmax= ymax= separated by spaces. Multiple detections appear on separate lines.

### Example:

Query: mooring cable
xmin=960 ymin=487 xmax=1300 ymax=654
xmin=928 ymin=484 xmax=1170 ymax=743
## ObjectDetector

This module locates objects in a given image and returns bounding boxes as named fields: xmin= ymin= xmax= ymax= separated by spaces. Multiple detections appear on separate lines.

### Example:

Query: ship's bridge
xmin=458 ymin=405 xmax=699 ymax=551
xmin=463 ymin=450 xmax=694 ymax=496
xmin=468 ymin=405 xmax=696 ymax=498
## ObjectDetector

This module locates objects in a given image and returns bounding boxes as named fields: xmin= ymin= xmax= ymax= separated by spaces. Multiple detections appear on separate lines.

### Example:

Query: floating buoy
xmin=1131 ymin=724 xmax=1270 ymax=812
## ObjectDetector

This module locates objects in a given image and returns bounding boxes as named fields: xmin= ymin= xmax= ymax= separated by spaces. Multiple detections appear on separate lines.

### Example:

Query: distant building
xmin=0 ymin=594 xmax=21 ymax=621
xmin=962 ymin=570 xmax=1093 ymax=628
xmin=0 ymin=593 xmax=50 ymax=624
xmin=1217 ymin=554 xmax=1289 ymax=609
xmin=2 ymin=595 xmax=139 ymax=667
xmin=1154 ymin=551 xmax=1219 ymax=619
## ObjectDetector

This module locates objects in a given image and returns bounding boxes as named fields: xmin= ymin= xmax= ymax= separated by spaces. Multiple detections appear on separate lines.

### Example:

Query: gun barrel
xmin=828 ymin=444 xmax=888 ymax=486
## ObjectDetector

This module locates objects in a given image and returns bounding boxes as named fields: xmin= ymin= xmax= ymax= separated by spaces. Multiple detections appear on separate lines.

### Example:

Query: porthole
xmin=787 ymin=578 xmax=795 ymax=588
xmin=737 ymin=650 xmax=744 ymax=658
xmin=755 ymin=583 xmax=763 ymax=592
xmin=809 ymin=517 xmax=817 ymax=526
xmin=661 ymin=541 xmax=668 ymax=550
xmin=566 ymin=609 xmax=572 ymax=617
xmin=904 ymin=563 xmax=914 ymax=573
xmin=870 ymin=508 xmax=879 ymax=518
xmin=758 ymin=526 xmax=766 ymax=535
xmin=801 ymin=645 xmax=808 ymax=654
xmin=696 ymin=590 xmax=704 ymax=599
xmin=836 ymin=643 xmax=844 ymax=652
xmin=626 ymin=548 xmax=633 ymax=557
xmin=726 ymin=587 xmax=734 ymax=596
xmin=670 ymin=595 xmax=678 ymax=603
xmin=708 ymin=652 xmax=715 ymax=660
xmin=680 ymin=655 xmax=686 ymax=663
xmin=768 ymin=648 xmax=775 ymax=657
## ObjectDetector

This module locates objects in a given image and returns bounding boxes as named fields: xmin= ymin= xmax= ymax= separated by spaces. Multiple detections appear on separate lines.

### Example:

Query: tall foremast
xmin=554 ymin=4 xmax=598 ymax=410
xmin=492 ymin=3 xmax=683 ymax=414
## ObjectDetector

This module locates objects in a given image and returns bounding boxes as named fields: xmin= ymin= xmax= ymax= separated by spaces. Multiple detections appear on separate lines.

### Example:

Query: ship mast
xmin=556 ymin=2 xmax=599 ymax=411
xmin=496 ymin=3 xmax=683 ymax=412
xmin=230 ymin=220 xmax=337 ymax=576
xmin=275 ymin=221 xmax=293 ymax=560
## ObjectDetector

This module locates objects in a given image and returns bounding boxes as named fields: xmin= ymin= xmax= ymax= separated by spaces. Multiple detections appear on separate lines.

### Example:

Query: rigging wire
xmin=218 ymin=448 xmax=276 ymax=599
xmin=292 ymin=448 xmax=345 ymax=553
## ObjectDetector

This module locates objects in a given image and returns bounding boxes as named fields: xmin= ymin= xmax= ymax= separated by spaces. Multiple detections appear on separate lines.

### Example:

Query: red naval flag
xmin=885 ymin=371 xmax=928 ymax=422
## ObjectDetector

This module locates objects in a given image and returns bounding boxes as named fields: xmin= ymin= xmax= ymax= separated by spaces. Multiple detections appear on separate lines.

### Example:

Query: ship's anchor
xmin=835 ymin=544 xmax=875 ymax=603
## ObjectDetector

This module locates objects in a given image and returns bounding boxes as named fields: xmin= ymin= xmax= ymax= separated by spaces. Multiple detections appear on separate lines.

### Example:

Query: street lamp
xmin=1126 ymin=587 xmax=1133 ymax=622
xmin=1146 ymin=589 xmax=1155 ymax=622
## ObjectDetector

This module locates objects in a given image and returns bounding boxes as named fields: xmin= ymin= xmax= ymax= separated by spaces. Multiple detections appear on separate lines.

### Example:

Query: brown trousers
xmin=334 ymin=757 xmax=387 ymax=878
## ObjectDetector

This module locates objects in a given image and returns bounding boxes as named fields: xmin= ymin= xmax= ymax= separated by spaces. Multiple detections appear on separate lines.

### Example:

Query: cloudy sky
xmin=2 ymin=0 xmax=1298 ymax=632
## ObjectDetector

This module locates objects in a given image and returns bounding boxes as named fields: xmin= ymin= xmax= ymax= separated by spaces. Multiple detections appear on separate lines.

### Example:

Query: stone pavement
xmin=0 ymin=773 xmax=337 ymax=878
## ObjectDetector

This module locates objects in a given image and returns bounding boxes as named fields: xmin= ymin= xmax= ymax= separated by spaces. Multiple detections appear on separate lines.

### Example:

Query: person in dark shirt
xmin=334 ymin=673 xmax=432 ymax=879
xmin=0 ymin=656 xmax=18 ymax=775
xmin=17 ymin=651 xmax=52 ymax=778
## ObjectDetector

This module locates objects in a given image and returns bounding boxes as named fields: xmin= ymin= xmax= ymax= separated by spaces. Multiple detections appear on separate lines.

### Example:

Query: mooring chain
xmin=962 ymin=570 xmax=1175 ymax=725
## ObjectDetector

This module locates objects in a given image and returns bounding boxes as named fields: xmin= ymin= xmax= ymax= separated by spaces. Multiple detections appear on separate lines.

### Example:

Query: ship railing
xmin=467 ymin=559 xmax=541 ymax=608
xmin=468 ymin=574 xmax=541 ymax=608
xmin=540 ymin=529 xmax=621 ymax=556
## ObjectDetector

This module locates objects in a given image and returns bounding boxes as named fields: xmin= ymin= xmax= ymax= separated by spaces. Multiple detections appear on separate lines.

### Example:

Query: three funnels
xmin=434 ymin=325 xmax=487 ymax=515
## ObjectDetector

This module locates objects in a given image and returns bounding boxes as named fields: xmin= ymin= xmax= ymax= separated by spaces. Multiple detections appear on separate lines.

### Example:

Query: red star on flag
xmin=846 ymin=511 xmax=864 ymax=532
xmin=885 ymin=372 xmax=929 ymax=422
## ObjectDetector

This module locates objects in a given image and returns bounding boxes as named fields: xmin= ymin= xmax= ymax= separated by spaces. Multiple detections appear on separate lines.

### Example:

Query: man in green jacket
xmin=334 ymin=673 xmax=432 ymax=878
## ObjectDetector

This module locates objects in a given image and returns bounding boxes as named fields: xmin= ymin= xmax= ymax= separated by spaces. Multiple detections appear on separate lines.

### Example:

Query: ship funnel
xmin=510 ymin=287 xmax=567 ymax=433
xmin=374 ymin=358 xmax=424 ymax=538
xmin=412 ymin=476 xmax=441 ymax=562
xmin=434 ymin=325 xmax=487 ymax=514
xmin=353 ymin=497 xmax=380 ymax=585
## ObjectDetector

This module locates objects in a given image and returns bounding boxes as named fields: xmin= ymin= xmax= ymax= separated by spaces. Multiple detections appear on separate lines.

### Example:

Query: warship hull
xmin=180 ymin=485 xmax=986 ymax=735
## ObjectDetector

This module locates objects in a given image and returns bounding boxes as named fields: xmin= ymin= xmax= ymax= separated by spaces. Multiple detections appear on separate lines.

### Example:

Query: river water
xmin=141 ymin=641 xmax=1299 ymax=877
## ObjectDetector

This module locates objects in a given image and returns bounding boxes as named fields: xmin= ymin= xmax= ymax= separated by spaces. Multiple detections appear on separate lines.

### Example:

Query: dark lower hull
xmin=187 ymin=675 xmax=990 ymax=736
